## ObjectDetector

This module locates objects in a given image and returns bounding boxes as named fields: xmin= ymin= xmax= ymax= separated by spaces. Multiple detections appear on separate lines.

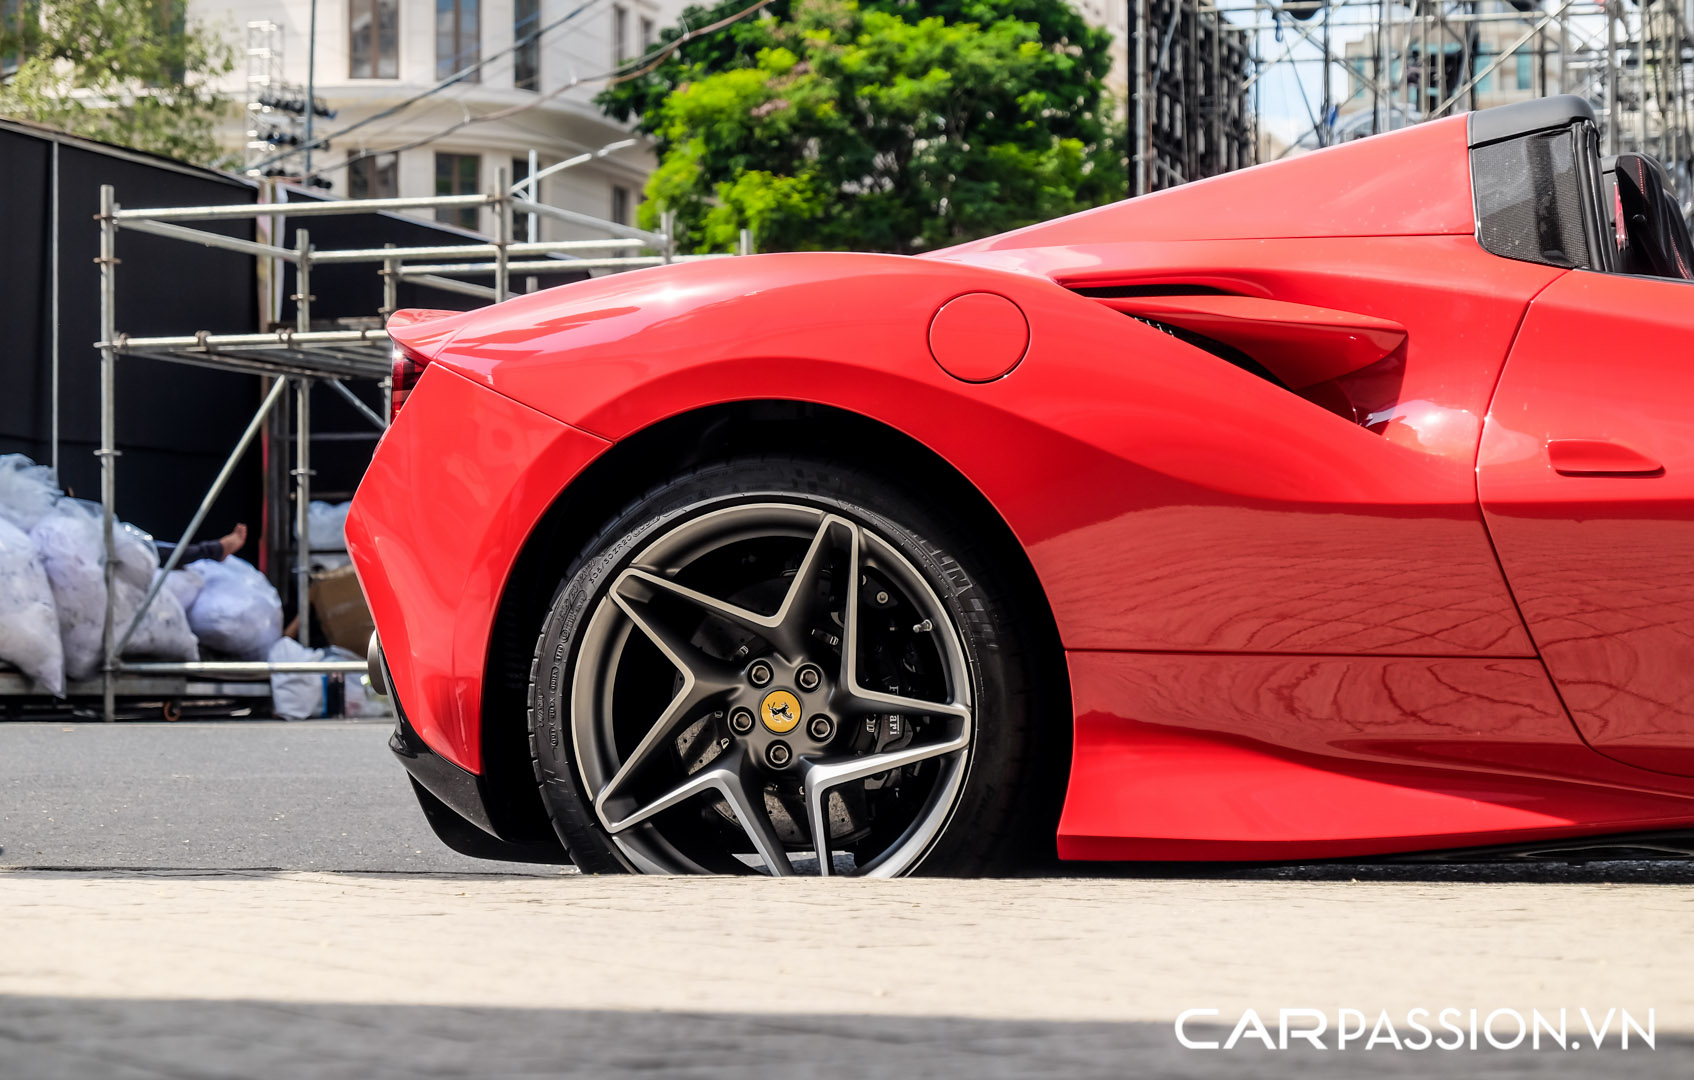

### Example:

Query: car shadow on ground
xmin=2 ymin=996 xmax=1683 ymax=1079
xmin=8 ymin=851 xmax=1694 ymax=883
xmin=1063 ymin=858 xmax=1694 ymax=885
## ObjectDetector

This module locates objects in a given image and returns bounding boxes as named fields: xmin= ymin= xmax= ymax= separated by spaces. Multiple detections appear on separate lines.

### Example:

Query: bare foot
xmin=219 ymin=523 xmax=248 ymax=559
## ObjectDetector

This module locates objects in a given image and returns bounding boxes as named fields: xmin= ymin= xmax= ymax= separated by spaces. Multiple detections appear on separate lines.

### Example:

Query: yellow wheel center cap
xmin=760 ymin=689 xmax=801 ymax=734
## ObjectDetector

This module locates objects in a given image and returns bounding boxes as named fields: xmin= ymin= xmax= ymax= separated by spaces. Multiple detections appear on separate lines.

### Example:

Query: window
xmin=1515 ymin=52 xmax=1532 ymax=91
xmin=640 ymin=15 xmax=654 ymax=55
xmin=435 ymin=152 xmax=481 ymax=231
xmin=349 ymin=0 xmax=398 ymax=78
xmin=514 ymin=0 xmax=538 ymax=90
xmin=611 ymin=185 xmax=630 ymax=226
xmin=1475 ymin=45 xmax=1492 ymax=93
xmin=348 ymin=153 xmax=399 ymax=199
xmin=437 ymin=0 xmax=479 ymax=80
xmin=512 ymin=155 xmax=532 ymax=196
xmin=612 ymin=4 xmax=628 ymax=64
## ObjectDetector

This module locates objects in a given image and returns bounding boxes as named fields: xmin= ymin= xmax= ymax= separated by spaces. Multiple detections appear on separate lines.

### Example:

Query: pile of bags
xmin=0 ymin=454 xmax=286 ymax=696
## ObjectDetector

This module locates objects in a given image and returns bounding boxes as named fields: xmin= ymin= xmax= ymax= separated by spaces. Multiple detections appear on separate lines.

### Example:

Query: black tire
xmin=526 ymin=454 xmax=1059 ymax=876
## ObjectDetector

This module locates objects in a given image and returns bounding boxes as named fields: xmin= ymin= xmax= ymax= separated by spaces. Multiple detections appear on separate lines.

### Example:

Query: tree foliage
xmin=0 ymin=0 xmax=236 ymax=163
xmin=600 ymin=0 xmax=1125 ymax=253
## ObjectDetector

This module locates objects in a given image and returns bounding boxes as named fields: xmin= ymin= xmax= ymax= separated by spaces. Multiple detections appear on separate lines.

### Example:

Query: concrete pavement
xmin=2 ymin=869 xmax=1692 ymax=1077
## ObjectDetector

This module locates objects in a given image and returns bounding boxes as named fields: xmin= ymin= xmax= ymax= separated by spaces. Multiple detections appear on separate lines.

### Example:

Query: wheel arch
xmin=480 ymin=399 xmax=1073 ymax=853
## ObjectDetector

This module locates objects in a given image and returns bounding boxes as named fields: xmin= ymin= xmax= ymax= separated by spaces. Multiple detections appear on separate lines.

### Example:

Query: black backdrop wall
xmin=0 ymin=120 xmax=583 ymax=606
xmin=1 ymin=123 xmax=262 ymax=542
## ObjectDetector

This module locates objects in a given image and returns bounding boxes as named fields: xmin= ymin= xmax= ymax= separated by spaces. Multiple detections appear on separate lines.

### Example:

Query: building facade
xmin=201 ymin=0 xmax=685 ymax=237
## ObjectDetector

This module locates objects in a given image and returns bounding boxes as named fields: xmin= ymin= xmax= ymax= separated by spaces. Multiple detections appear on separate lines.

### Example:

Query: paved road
xmin=0 ymin=720 xmax=565 ymax=875
xmin=3 ymin=721 xmax=1694 ymax=1078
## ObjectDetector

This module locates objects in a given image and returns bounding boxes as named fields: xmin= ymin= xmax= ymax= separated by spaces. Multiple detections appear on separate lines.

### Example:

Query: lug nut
xmin=807 ymin=715 xmax=834 ymax=741
xmin=767 ymin=742 xmax=792 ymax=767
xmin=729 ymin=708 xmax=755 ymax=735
xmin=796 ymin=664 xmax=822 ymax=691
xmin=749 ymin=660 xmax=773 ymax=687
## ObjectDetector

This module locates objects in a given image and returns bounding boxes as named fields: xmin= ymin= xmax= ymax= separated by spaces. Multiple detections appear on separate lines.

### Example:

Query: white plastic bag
xmin=113 ymin=522 xmax=158 ymax=590
xmin=268 ymin=635 xmax=325 ymax=719
xmin=0 ymin=455 xmax=60 ymax=532
xmin=29 ymin=499 xmax=108 ymax=680
xmin=307 ymin=500 xmax=351 ymax=553
xmin=113 ymin=577 xmax=199 ymax=662
xmin=30 ymin=500 xmax=201 ymax=675
xmin=0 ymin=517 xmax=65 ymax=695
xmin=156 ymin=566 xmax=204 ymax=612
xmin=185 ymin=556 xmax=283 ymax=659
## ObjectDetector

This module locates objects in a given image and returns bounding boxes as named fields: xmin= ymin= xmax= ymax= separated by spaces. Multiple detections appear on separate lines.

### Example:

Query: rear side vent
xmin=1071 ymin=284 xmax=1233 ymax=299
xmin=1126 ymin=315 xmax=1287 ymax=387
xmin=1079 ymin=292 xmax=1405 ymax=390
xmin=1075 ymin=287 xmax=1410 ymax=430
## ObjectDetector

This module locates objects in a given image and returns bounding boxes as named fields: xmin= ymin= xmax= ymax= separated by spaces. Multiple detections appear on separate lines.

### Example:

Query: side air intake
xmin=1073 ymin=287 xmax=1409 ymax=430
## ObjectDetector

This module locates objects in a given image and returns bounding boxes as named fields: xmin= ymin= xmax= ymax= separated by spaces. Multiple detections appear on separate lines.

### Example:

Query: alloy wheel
xmin=569 ymin=503 xmax=974 ymax=876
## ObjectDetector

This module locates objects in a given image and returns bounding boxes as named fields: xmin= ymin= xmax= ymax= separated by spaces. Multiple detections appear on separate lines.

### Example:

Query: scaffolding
xmin=1129 ymin=0 xmax=1257 ymax=192
xmin=86 ymin=175 xmax=729 ymax=721
xmin=1131 ymin=0 xmax=1694 ymax=209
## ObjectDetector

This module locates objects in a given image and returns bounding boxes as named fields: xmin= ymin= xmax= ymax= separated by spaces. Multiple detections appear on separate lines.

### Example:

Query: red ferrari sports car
xmin=348 ymin=95 xmax=1694 ymax=876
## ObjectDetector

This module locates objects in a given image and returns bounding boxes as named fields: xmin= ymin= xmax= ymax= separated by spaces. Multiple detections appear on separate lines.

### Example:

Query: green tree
xmin=0 ymin=0 xmax=236 ymax=164
xmin=601 ymin=0 xmax=1125 ymax=253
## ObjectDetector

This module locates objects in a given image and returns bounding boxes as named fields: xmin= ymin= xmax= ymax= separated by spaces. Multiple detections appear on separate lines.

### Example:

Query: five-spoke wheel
xmin=528 ymin=456 xmax=1055 ymax=877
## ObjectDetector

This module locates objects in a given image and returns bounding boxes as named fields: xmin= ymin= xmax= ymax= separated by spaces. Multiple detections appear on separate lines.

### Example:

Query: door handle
xmin=1548 ymin=438 xmax=1665 ymax=477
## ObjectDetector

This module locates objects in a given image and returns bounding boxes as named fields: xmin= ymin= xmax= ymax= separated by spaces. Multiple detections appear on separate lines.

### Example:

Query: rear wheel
xmin=527 ymin=456 xmax=1055 ymax=876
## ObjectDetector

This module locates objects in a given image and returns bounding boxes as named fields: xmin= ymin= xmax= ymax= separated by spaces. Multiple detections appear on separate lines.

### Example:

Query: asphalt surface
xmin=3 ymin=720 xmax=1694 ymax=1079
xmin=0 ymin=719 xmax=566 ymax=875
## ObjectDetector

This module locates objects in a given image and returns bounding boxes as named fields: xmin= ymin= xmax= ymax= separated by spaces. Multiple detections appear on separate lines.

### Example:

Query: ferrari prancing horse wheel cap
xmin=760 ymin=689 xmax=802 ymax=733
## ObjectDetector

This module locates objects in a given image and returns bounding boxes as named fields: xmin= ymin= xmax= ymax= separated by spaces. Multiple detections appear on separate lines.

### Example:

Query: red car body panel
xmin=350 ymin=105 xmax=1694 ymax=858
xmin=938 ymin=113 xmax=1477 ymax=250
xmin=1059 ymin=653 xmax=1694 ymax=861
xmin=347 ymin=365 xmax=609 ymax=771
xmin=1479 ymin=270 xmax=1694 ymax=778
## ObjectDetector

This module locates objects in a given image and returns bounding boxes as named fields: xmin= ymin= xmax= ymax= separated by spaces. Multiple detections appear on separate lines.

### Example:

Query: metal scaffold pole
xmin=97 ymin=184 xmax=119 ymax=723
xmin=1133 ymin=0 xmax=1150 ymax=195
xmin=494 ymin=168 xmax=512 ymax=302
xmin=381 ymin=244 xmax=398 ymax=319
xmin=49 ymin=141 xmax=60 ymax=479
xmin=526 ymin=149 xmax=540 ymax=244
xmin=1606 ymin=0 xmax=1620 ymax=153
xmin=304 ymin=0 xmax=318 ymax=177
xmin=293 ymin=229 xmax=313 ymax=650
